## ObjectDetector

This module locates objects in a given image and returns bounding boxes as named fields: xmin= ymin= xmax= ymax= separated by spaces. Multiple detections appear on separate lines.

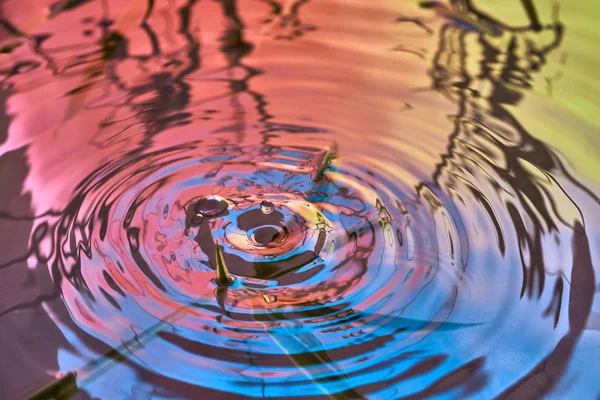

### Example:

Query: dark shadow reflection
xmin=412 ymin=1 xmax=597 ymax=397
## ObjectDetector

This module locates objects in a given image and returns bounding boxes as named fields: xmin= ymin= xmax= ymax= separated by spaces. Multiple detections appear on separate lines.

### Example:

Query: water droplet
xmin=170 ymin=252 xmax=176 ymax=261
xmin=262 ymin=294 xmax=277 ymax=304
xmin=194 ymin=197 xmax=228 ymax=217
xmin=190 ymin=213 xmax=204 ymax=225
xmin=260 ymin=200 xmax=274 ymax=214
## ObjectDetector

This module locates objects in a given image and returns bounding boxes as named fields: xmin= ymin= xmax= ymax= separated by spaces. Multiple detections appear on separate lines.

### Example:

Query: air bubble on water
xmin=260 ymin=200 xmax=274 ymax=214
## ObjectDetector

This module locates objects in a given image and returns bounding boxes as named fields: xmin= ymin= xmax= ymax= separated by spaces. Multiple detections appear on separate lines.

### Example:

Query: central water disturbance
xmin=252 ymin=225 xmax=283 ymax=246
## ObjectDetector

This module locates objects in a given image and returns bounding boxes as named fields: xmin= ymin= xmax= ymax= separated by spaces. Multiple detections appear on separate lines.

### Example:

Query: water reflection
xmin=417 ymin=2 xmax=599 ymax=397
xmin=0 ymin=0 xmax=599 ymax=399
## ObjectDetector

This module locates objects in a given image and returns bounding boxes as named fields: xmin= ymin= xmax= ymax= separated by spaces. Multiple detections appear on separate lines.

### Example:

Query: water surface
xmin=0 ymin=0 xmax=599 ymax=399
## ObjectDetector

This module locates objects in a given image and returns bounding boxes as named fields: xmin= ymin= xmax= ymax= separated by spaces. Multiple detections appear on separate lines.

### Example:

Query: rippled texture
xmin=1 ymin=0 xmax=599 ymax=399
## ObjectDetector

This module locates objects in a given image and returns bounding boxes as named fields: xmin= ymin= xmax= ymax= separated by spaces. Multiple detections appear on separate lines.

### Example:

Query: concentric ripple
xmin=37 ymin=141 xmax=476 ymax=397
xmin=5 ymin=0 xmax=599 ymax=398
xmin=34 ymin=123 xmax=600 ymax=398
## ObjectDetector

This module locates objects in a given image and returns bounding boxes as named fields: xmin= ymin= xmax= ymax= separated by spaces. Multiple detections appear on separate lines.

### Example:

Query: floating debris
xmin=262 ymin=294 xmax=277 ymax=304
xmin=313 ymin=144 xmax=338 ymax=183
xmin=215 ymin=245 xmax=234 ymax=286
